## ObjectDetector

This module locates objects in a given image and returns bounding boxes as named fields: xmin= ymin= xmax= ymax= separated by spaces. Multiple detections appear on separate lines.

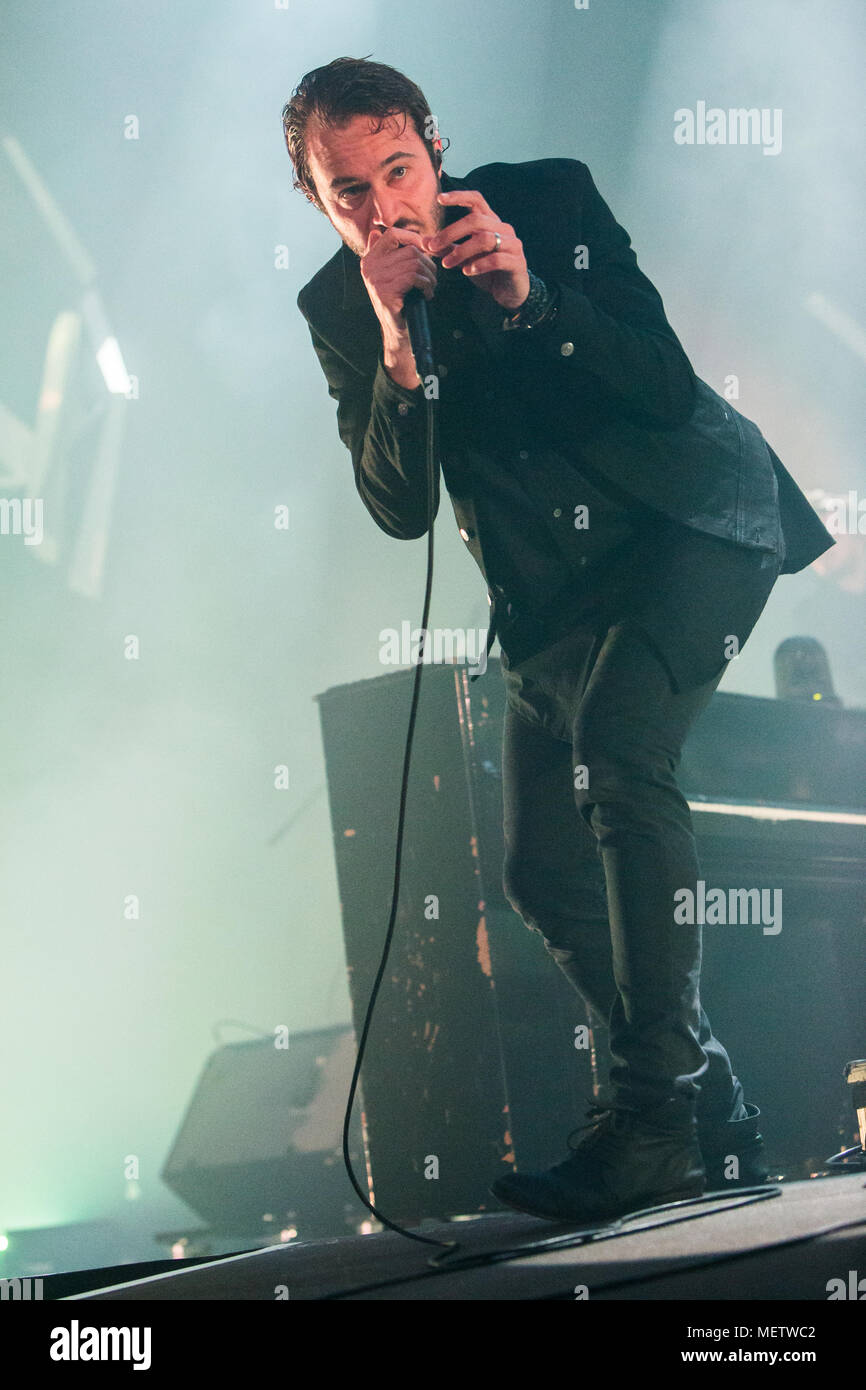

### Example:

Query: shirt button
xmin=452 ymin=328 xmax=464 ymax=339
xmin=560 ymin=341 xmax=575 ymax=356
xmin=397 ymin=402 xmax=411 ymax=415
xmin=553 ymin=507 xmax=562 ymax=517
xmin=518 ymin=449 xmax=529 ymax=460
xmin=437 ymin=363 xmax=448 ymax=377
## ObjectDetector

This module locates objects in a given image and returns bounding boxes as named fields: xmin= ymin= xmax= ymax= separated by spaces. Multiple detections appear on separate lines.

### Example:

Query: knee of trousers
xmin=574 ymin=707 xmax=673 ymax=771
xmin=502 ymin=859 xmax=608 ymax=943
xmin=502 ymin=860 xmax=541 ymax=930
xmin=572 ymin=746 xmax=679 ymax=821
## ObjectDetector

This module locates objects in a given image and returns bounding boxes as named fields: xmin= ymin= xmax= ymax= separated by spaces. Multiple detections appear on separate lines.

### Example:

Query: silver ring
xmin=493 ymin=232 xmax=502 ymax=252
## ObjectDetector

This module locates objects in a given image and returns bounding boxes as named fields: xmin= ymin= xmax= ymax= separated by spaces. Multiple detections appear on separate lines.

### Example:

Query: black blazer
xmin=298 ymin=157 xmax=834 ymax=625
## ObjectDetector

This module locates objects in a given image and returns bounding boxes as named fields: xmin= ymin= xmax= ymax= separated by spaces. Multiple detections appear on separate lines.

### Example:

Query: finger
xmin=431 ymin=215 xmax=483 ymax=255
xmin=437 ymin=189 xmax=490 ymax=214
xmin=381 ymin=225 xmax=429 ymax=251
xmin=416 ymin=270 xmax=437 ymax=301
xmin=442 ymin=229 xmax=505 ymax=269
xmin=409 ymin=258 xmax=438 ymax=296
xmin=365 ymin=225 xmax=420 ymax=256
xmin=383 ymin=241 xmax=439 ymax=279
xmin=395 ymin=271 xmax=436 ymax=317
xmin=461 ymin=254 xmax=509 ymax=275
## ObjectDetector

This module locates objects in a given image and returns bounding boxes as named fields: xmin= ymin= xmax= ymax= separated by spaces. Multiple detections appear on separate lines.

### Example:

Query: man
xmin=285 ymin=57 xmax=834 ymax=1223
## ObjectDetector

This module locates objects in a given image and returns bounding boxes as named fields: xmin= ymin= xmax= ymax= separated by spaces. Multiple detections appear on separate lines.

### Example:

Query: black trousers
xmin=498 ymin=525 xmax=782 ymax=1117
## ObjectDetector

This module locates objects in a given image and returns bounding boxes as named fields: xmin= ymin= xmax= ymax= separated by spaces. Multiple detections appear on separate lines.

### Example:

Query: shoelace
xmin=566 ymin=1102 xmax=634 ymax=1153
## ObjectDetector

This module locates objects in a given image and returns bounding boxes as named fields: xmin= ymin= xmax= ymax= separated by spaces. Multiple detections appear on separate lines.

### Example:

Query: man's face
xmin=304 ymin=111 xmax=444 ymax=257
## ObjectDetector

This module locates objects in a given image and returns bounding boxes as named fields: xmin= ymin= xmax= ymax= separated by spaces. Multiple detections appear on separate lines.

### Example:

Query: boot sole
xmin=490 ymin=1178 xmax=705 ymax=1223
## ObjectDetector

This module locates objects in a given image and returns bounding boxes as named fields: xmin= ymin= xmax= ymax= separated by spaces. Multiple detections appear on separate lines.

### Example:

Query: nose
xmin=371 ymin=183 xmax=407 ymax=232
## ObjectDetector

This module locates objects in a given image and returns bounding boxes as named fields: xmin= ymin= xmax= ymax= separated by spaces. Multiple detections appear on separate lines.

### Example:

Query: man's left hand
xmin=423 ymin=190 xmax=530 ymax=312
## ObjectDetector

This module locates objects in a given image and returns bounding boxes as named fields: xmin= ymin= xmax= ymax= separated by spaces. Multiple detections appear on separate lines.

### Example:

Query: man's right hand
xmin=361 ymin=227 xmax=438 ymax=388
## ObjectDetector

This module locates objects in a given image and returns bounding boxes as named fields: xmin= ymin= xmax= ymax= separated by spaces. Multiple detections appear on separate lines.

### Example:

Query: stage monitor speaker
xmin=161 ymin=1025 xmax=368 ymax=1237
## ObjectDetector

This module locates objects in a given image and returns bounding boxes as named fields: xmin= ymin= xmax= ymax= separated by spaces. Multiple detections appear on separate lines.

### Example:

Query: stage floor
xmin=66 ymin=1171 xmax=866 ymax=1301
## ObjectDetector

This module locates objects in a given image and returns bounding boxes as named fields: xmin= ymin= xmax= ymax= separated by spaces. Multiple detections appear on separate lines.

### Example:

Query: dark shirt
xmin=427 ymin=260 xmax=635 ymax=649
xmin=432 ymin=261 xmax=781 ymax=688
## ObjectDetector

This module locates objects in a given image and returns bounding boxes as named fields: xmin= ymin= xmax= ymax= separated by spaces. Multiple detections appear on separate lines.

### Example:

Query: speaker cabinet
xmin=316 ymin=665 xmax=866 ymax=1219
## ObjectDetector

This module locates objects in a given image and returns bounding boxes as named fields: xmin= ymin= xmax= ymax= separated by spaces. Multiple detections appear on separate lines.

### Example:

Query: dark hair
xmin=281 ymin=55 xmax=447 ymax=211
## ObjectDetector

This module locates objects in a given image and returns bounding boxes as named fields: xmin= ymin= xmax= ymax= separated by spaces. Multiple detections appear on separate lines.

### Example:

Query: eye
xmin=338 ymin=167 xmax=408 ymax=203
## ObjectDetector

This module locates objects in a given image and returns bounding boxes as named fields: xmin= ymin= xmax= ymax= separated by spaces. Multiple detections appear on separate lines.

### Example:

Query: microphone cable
xmin=339 ymin=289 xmax=462 ymax=1256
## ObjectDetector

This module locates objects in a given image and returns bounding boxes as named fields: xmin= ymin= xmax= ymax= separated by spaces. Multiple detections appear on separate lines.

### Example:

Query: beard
xmin=342 ymin=193 xmax=445 ymax=259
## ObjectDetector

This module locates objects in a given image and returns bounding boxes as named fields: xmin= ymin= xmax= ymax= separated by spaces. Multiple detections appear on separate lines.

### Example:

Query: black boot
xmin=697 ymin=1103 xmax=769 ymax=1189
xmin=490 ymin=1099 xmax=705 ymax=1223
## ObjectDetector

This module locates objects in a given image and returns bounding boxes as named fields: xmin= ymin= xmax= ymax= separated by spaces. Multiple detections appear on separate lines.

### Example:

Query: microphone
xmin=402 ymin=285 xmax=436 ymax=381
